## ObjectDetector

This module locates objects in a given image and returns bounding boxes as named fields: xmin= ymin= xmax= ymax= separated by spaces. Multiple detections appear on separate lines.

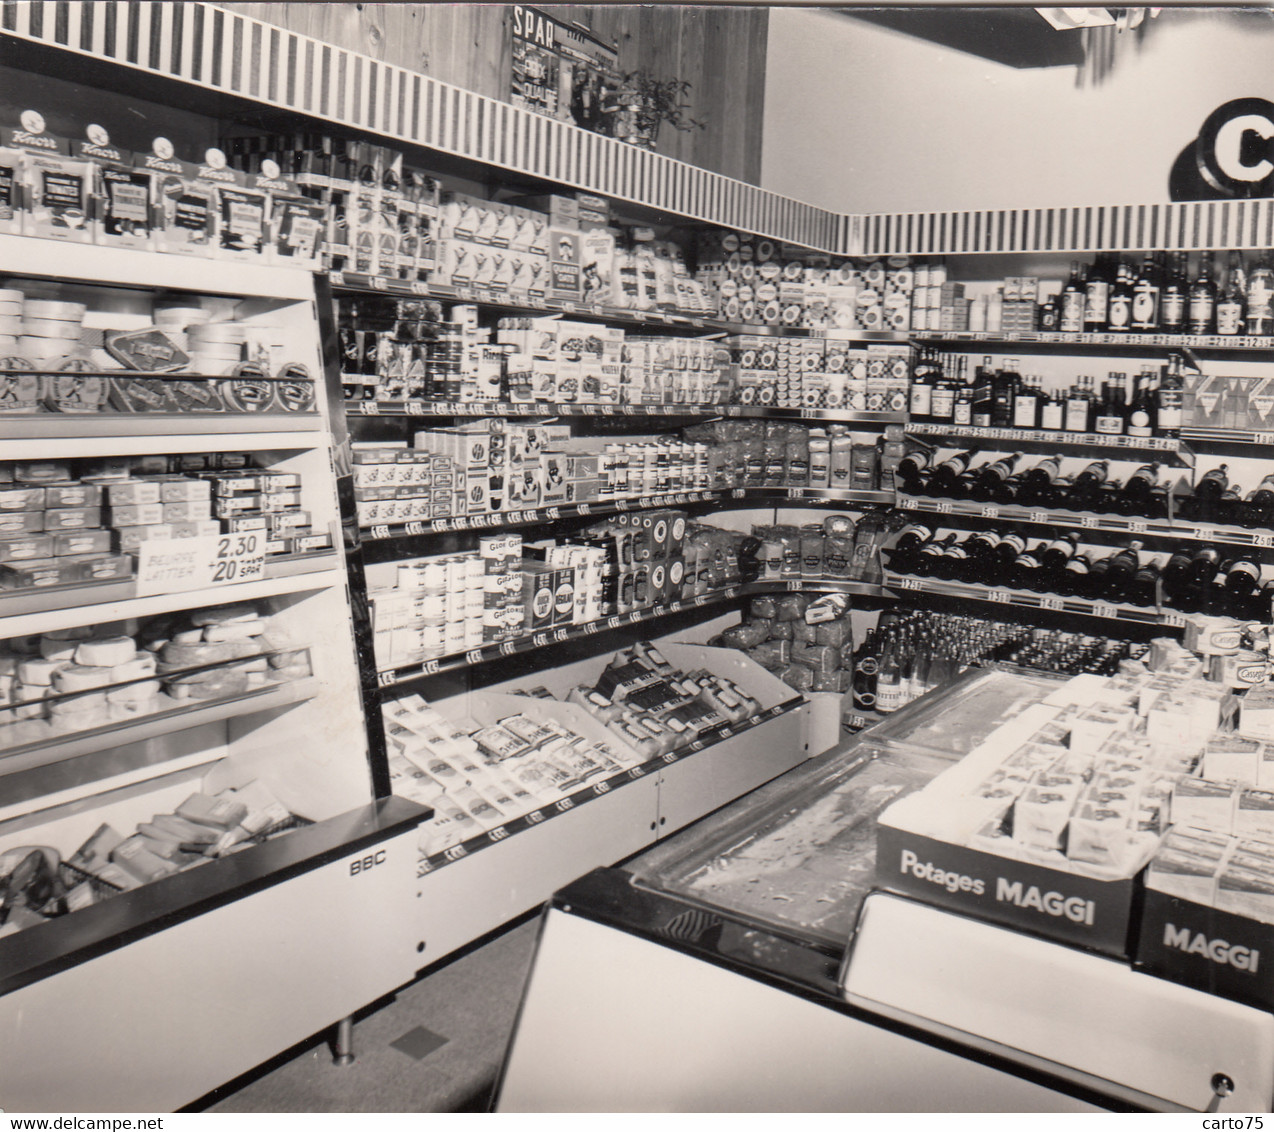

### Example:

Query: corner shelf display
xmin=0 ymin=237 xmax=425 ymax=1110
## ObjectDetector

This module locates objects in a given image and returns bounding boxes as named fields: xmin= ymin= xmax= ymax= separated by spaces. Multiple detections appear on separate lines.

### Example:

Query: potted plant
xmin=600 ymin=71 xmax=706 ymax=150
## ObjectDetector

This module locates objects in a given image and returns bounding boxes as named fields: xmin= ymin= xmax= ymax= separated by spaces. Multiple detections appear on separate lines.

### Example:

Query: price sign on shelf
xmin=136 ymin=534 xmax=266 ymax=596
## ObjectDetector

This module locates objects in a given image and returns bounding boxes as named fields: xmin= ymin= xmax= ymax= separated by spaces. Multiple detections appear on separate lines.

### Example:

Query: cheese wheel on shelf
xmin=188 ymin=603 xmax=261 ymax=626
xmin=38 ymin=637 xmax=79 ymax=663
xmin=17 ymin=657 xmax=64 ymax=686
xmin=23 ymin=299 xmax=86 ymax=321
xmin=74 ymin=637 xmax=137 ymax=667
xmin=50 ymin=690 xmax=108 ymax=714
xmin=107 ymin=679 xmax=162 ymax=704
xmin=159 ymin=639 xmax=253 ymax=666
xmin=52 ymin=665 xmax=116 ymax=692
xmin=0 ymin=289 xmax=25 ymax=304
xmin=169 ymin=628 xmax=204 ymax=645
xmin=109 ymin=654 xmax=157 ymax=683
xmin=21 ymin=318 xmax=85 ymax=340
xmin=202 ymin=619 xmax=267 ymax=642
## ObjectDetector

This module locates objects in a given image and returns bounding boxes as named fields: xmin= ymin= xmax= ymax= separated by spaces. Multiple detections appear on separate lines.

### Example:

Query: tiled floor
xmin=196 ymin=914 xmax=541 ymax=1113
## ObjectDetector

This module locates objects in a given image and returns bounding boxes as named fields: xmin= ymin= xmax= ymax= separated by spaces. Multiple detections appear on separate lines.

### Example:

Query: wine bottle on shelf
xmin=1068 ymin=459 xmax=1110 ymax=509
xmin=1218 ymin=486 xmax=1245 ymax=528
xmin=1094 ymin=378 xmax=1126 ymax=435
xmin=930 ymin=356 xmax=957 ymax=424
xmin=1189 ymin=544 xmax=1222 ymax=586
xmin=909 ymin=350 xmax=936 ymax=422
xmin=1039 ymin=383 xmax=1064 ymax=432
xmin=1102 ymin=542 xmax=1143 ymax=601
xmin=1131 ymin=252 xmax=1161 ymax=332
xmin=1060 ymin=261 xmax=1087 ymax=334
xmin=1157 ymin=354 xmax=1184 ymax=437
xmin=1117 ymin=462 xmax=1160 ymax=515
xmin=888 ymin=523 xmax=932 ymax=573
xmin=972 ymin=452 xmax=1023 ymax=503
xmin=1126 ymin=374 xmax=1156 ymax=438
xmin=991 ymin=361 xmax=1017 ymax=427
xmin=875 ymin=637 xmax=904 ymax=714
xmin=926 ymin=449 xmax=974 ymax=496
xmin=1078 ymin=553 xmax=1109 ymax=599
xmin=1008 ymin=541 xmax=1047 ymax=591
xmin=952 ymin=367 xmax=974 ymax=426
xmin=851 ymin=631 xmax=879 ymax=713
xmin=1247 ymin=251 xmax=1273 ymax=336
xmin=1193 ymin=464 xmax=1230 ymax=523
xmin=1162 ymin=548 xmax=1193 ymax=594
xmin=1245 ymin=474 xmax=1274 ymax=528
xmin=1160 ymin=252 xmax=1188 ymax=334
xmin=1217 ymin=251 xmax=1247 ymax=336
xmin=1064 ymin=377 xmax=1092 ymax=433
xmin=963 ymin=530 xmax=1001 ymax=582
xmin=916 ymin=533 xmax=959 ymax=576
xmin=896 ymin=449 xmax=931 ymax=492
xmin=1107 ymin=262 xmax=1134 ymax=332
xmin=1222 ymin=557 xmax=1261 ymax=599
xmin=1188 ymin=250 xmax=1218 ymax=336
xmin=971 ymin=357 xmax=995 ymax=427
xmin=1013 ymin=373 xmax=1039 ymax=429
xmin=991 ymin=532 xmax=1027 ymax=584
xmin=1127 ymin=559 xmax=1161 ymax=608
xmin=1016 ymin=456 xmax=1060 ymax=507
xmin=1041 ymin=530 xmax=1079 ymax=576
xmin=1085 ymin=253 xmax=1111 ymax=332
xmin=935 ymin=536 xmax=970 ymax=581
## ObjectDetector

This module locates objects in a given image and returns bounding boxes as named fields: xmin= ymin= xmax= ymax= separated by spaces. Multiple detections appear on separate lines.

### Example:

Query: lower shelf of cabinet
xmin=2 ymin=555 xmax=343 ymax=638
xmin=378 ymin=581 xmax=885 ymax=687
xmin=881 ymin=571 xmax=1180 ymax=627
xmin=0 ymin=796 xmax=427 ymax=999
xmin=413 ymin=696 xmax=806 ymax=875
xmin=0 ymin=677 xmax=320 ymax=820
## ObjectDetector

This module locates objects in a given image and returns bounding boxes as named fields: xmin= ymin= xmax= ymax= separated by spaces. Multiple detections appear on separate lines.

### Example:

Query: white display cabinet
xmin=0 ymin=236 xmax=426 ymax=1112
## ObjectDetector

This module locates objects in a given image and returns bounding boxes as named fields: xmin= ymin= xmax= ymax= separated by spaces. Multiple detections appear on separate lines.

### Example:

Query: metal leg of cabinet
xmin=333 ymin=1016 xmax=356 ymax=1067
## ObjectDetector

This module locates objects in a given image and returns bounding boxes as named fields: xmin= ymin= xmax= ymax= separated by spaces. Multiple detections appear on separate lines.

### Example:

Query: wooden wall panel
xmin=220 ymin=3 xmax=766 ymax=184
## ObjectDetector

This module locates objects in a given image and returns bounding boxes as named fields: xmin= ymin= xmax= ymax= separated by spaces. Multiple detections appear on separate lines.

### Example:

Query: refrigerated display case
xmin=495 ymin=669 xmax=1274 ymax=1113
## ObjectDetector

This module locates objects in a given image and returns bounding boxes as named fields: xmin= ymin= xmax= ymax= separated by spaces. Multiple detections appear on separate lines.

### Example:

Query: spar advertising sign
xmin=875 ymin=823 xmax=1137 ymax=958
xmin=1170 ymin=97 xmax=1274 ymax=201
xmin=508 ymin=6 xmax=618 ymax=131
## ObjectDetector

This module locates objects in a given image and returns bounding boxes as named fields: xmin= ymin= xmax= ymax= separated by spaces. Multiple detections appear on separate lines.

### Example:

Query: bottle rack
xmin=906 ymin=421 xmax=1191 ymax=461
xmin=897 ymin=494 xmax=1274 ymax=551
xmin=881 ymin=568 xmax=1186 ymax=628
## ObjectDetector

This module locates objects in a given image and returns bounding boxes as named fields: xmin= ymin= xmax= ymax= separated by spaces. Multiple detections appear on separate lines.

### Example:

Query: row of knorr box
xmin=1 ymin=116 xmax=324 ymax=264
xmin=872 ymin=622 xmax=1274 ymax=1013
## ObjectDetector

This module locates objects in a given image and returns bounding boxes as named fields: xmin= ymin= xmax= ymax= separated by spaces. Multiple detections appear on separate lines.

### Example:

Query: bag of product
xmin=792 ymin=643 xmax=840 ymax=673
xmin=811 ymin=670 xmax=851 ymax=693
xmin=749 ymin=595 xmax=779 ymax=620
xmin=814 ymin=619 xmax=853 ymax=649
xmin=721 ymin=623 xmax=768 ymax=649
xmin=791 ymin=620 xmax=817 ymax=645
xmin=767 ymin=620 xmax=793 ymax=641
xmin=779 ymin=663 xmax=816 ymax=692
xmin=749 ymin=641 xmax=791 ymax=670
xmin=773 ymin=593 xmax=809 ymax=622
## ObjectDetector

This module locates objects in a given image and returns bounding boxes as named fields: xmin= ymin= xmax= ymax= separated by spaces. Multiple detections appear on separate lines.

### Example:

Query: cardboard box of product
xmin=1136 ymin=887 xmax=1274 ymax=1011
xmin=874 ymin=821 xmax=1138 ymax=959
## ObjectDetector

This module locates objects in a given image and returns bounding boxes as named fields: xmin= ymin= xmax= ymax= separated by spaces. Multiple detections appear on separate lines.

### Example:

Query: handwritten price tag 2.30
xmin=136 ymin=534 xmax=266 ymax=596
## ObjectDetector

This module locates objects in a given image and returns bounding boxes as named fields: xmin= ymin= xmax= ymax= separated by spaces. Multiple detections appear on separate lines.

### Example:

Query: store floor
xmin=194 ymin=912 xmax=541 ymax=1113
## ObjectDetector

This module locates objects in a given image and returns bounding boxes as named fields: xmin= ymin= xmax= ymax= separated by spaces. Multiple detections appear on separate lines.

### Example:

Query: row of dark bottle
xmin=849 ymin=610 xmax=1145 ymax=714
xmin=1050 ymin=250 xmax=1272 ymax=337
xmin=897 ymin=451 xmax=1274 ymax=527
xmin=886 ymin=526 xmax=1270 ymax=618
xmin=909 ymin=351 xmax=1186 ymax=437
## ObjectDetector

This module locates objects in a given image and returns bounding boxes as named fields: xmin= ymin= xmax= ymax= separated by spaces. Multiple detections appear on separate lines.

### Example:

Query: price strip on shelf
xmin=1093 ymin=603 xmax=1119 ymax=620
xmin=136 ymin=534 xmax=266 ymax=596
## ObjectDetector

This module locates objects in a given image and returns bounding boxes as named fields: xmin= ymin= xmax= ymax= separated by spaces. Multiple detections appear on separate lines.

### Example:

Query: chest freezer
xmin=494 ymin=670 xmax=1274 ymax=1112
